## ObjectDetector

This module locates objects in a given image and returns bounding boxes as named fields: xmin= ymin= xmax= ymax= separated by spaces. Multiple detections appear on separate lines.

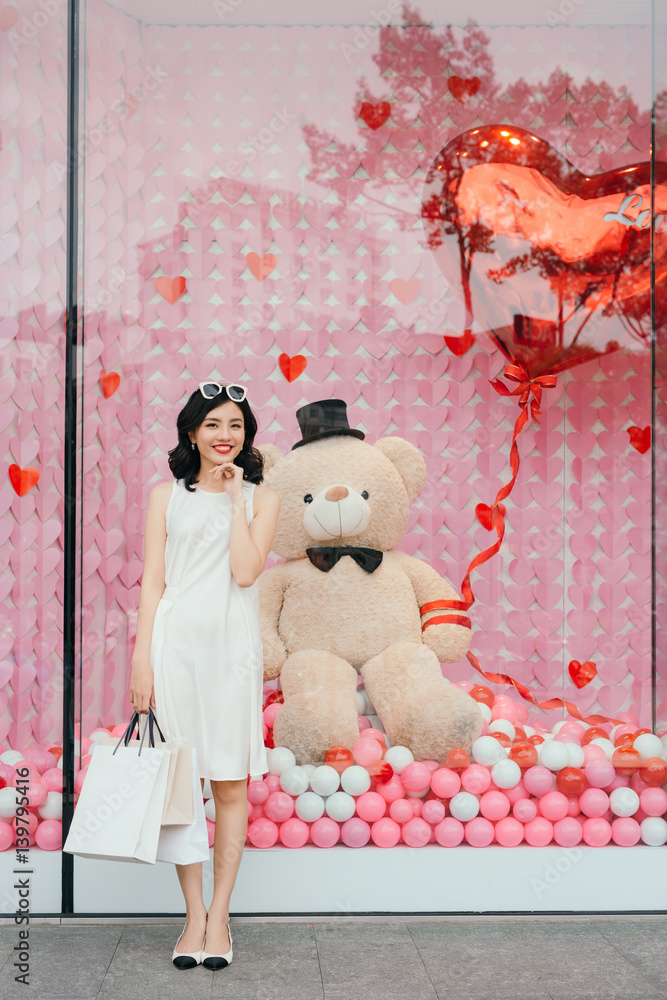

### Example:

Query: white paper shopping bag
xmin=155 ymin=748 xmax=210 ymax=865
xmin=63 ymin=743 xmax=172 ymax=864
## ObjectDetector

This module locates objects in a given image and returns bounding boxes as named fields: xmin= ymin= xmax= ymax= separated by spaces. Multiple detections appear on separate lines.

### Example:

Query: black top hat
xmin=292 ymin=399 xmax=365 ymax=450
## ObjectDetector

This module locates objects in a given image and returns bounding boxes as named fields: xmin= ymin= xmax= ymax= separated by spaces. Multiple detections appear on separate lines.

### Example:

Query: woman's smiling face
xmin=189 ymin=401 xmax=245 ymax=465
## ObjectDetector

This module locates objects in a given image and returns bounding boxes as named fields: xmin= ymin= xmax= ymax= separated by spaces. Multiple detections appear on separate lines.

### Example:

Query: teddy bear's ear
xmin=257 ymin=443 xmax=283 ymax=474
xmin=374 ymin=436 xmax=426 ymax=502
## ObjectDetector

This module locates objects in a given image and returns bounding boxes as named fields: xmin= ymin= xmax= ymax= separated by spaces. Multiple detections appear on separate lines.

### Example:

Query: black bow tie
xmin=306 ymin=546 xmax=383 ymax=574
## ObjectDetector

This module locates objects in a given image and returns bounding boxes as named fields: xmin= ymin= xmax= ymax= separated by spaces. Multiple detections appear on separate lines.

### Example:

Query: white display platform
xmin=1 ymin=847 xmax=663 ymax=916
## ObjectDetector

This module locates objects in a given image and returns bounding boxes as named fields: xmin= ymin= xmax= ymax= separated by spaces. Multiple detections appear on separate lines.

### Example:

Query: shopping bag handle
xmin=112 ymin=708 xmax=167 ymax=756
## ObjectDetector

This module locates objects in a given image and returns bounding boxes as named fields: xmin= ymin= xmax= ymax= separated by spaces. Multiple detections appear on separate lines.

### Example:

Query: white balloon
xmin=491 ymin=758 xmax=521 ymax=789
xmin=633 ymin=734 xmax=663 ymax=760
xmin=538 ymin=741 xmax=570 ymax=771
xmin=356 ymin=690 xmax=372 ymax=714
xmin=267 ymin=746 xmax=296 ymax=775
xmin=295 ymin=791 xmax=325 ymax=822
xmin=0 ymin=787 xmax=18 ymax=819
xmin=609 ymin=787 xmax=640 ymax=817
xmin=204 ymin=798 xmax=216 ymax=821
xmin=88 ymin=729 xmax=111 ymax=743
xmin=552 ymin=720 xmax=569 ymax=734
xmin=301 ymin=763 xmax=317 ymax=778
xmin=202 ymin=778 xmax=213 ymax=799
xmin=448 ymin=791 xmax=480 ymax=821
xmin=471 ymin=736 xmax=505 ymax=767
xmin=478 ymin=703 xmax=492 ymax=724
xmin=0 ymin=750 xmax=24 ymax=766
xmin=523 ymin=724 xmax=536 ymax=737
xmin=279 ymin=765 xmax=310 ymax=796
xmin=489 ymin=719 xmax=515 ymax=740
xmin=565 ymin=742 xmax=585 ymax=768
xmin=641 ymin=817 xmax=667 ymax=846
xmin=384 ymin=746 xmax=414 ymax=774
xmin=37 ymin=791 xmax=63 ymax=821
xmin=324 ymin=790 xmax=356 ymax=822
xmin=340 ymin=765 xmax=371 ymax=796
xmin=589 ymin=738 xmax=615 ymax=761
xmin=309 ymin=765 xmax=340 ymax=796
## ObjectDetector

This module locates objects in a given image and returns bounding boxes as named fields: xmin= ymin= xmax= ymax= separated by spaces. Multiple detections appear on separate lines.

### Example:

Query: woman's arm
xmin=229 ymin=481 xmax=281 ymax=587
xmin=129 ymin=481 xmax=170 ymax=712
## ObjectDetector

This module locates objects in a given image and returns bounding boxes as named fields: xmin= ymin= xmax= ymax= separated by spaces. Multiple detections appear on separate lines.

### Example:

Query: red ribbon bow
xmin=491 ymin=363 xmax=558 ymax=423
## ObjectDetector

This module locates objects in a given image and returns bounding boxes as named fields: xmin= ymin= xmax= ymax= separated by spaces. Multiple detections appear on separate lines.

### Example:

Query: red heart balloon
xmin=422 ymin=124 xmax=667 ymax=378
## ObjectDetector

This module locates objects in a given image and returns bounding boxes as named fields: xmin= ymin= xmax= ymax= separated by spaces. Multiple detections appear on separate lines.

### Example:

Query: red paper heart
xmin=475 ymin=502 xmax=506 ymax=530
xmin=246 ymin=252 xmax=276 ymax=281
xmin=444 ymin=329 xmax=475 ymax=356
xmin=422 ymin=124 xmax=667 ymax=379
xmin=360 ymin=101 xmax=391 ymax=130
xmin=627 ymin=425 xmax=650 ymax=454
xmin=279 ymin=353 xmax=307 ymax=382
xmin=9 ymin=465 xmax=40 ymax=496
xmin=155 ymin=275 xmax=186 ymax=304
xmin=448 ymin=76 xmax=480 ymax=103
xmin=568 ymin=659 xmax=597 ymax=689
xmin=100 ymin=370 xmax=121 ymax=398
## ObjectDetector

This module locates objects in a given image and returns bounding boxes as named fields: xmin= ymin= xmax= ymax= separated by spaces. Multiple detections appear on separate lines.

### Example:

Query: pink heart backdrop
xmin=1 ymin=3 xmax=663 ymax=750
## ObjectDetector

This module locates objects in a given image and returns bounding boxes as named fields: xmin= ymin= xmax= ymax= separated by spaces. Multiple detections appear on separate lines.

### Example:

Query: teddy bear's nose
xmin=325 ymin=485 xmax=349 ymax=502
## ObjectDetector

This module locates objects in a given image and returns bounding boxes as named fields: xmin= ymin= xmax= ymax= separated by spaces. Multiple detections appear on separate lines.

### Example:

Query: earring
xmin=190 ymin=441 xmax=196 ymax=450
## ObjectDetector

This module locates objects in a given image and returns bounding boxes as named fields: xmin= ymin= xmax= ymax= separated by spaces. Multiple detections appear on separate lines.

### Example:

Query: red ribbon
xmin=455 ymin=361 xmax=624 ymax=727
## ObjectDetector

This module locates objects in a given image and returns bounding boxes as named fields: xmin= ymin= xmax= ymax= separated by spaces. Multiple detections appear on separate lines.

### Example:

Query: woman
xmin=128 ymin=381 xmax=280 ymax=970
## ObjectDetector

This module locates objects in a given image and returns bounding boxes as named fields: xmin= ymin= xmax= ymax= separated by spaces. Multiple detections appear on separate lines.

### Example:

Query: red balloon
xmin=324 ymin=745 xmax=354 ymax=774
xmin=422 ymin=124 xmax=667 ymax=376
xmin=264 ymin=690 xmax=284 ymax=707
xmin=639 ymin=758 xmax=667 ymax=787
xmin=556 ymin=767 xmax=587 ymax=796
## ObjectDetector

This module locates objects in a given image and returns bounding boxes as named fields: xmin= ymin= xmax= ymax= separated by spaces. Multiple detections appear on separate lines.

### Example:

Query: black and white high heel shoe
xmin=171 ymin=919 xmax=204 ymax=969
xmin=201 ymin=919 xmax=233 ymax=970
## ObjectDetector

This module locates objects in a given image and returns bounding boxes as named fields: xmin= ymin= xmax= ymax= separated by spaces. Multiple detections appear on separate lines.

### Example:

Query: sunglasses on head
xmin=198 ymin=382 xmax=248 ymax=403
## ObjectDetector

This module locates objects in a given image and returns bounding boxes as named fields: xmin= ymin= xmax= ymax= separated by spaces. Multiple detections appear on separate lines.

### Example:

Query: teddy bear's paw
xmin=396 ymin=687 xmax=483 ymax=761
xmin=273 ymin=698 xmax=360 ymax=767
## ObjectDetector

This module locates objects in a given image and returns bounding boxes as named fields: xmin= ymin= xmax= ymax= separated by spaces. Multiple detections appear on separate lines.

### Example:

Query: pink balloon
xmin=480 ymin=719 xmax=489 ymax=736
xmin=0 ymin=821 xmax=14 ymax=852
xmin=579 ymin=788 xmax=609 ymax=818
xmin=42 ymin=769 xmax=63 ymax=792
xmin=464 ymin=817 xmax=495 ymax=847
xmin=566 ymin=794 xmax=581 ymax=817
xmin=248 ymin=803 xmax=264 ymax=821
xmin=370 ymin=817 xmax=401 ymax=847
xmin=582 ymin=745 xmax=607 ymax=764
xmin=455 ymin=680 xmax=475 ymax=692
xmin=35 ymin=819 xmax=62 ymax=851
xmin=352 ymin=738 xmax=383 ymax=766
xmin=264 ymin=774 xmax=281 ymax=793
xmin=630 ymin=773 xmax=650 ymax=794
xmin=401 ymin=761 xmax=432 ymax=791
xmin=207 ymin=818 xmax=216 ymax=847
xmin=8 ymin=761 xmax=41 ymax=786
xmin=584 ymin=760 xmax=616 ymax=789
xmin=263 ymin=703 xmax=281 ymax=728
xmin=560 ymin=722 xmax=585 ymax=742
xmin=640 ymin=787 xmax=667 ymax=816
xmin=357 ymin=716 xmax=372 ymax=732
xmin=264 ymin=791 xmax=294 ymax=823
xmin=434 ymin=817 xmax=465 ymax=847
xmin=24 ymin=782 xmax=48 ymax=810
xmin=74 ymin=767 xmax=89 ymax=794
xmin=389 ymin=799 xmax=413 ymax=824
xmin=247 ymin=779 xmax=269 ymax=805
xmin=515 ymin=701 xmax=529 ymax=723
xmin=479 ymin=790 xmax=510 ymax=821
xmin=27 ymin=750 xmax=58 ymax=774
xmin=422 ymin=759 xmax=440 ymax=773
xmin=421 ymin=799 xmax=446 ymax=824
xmin=362 ymin=728 xmax=386 ymax=743
xmin=12 ymin=811 xmax=38 ymax=846
xmin=402 ymin=816 xmax=431 ymax=848
xmin=461 ymin=764 xmax=492 ymax=795
xmin=491 ymin=700 xmax=518 ymax=724
xmin=279 ymin=817 xmax=310 ymax=848
xmin=375 ymin=774 xmax=405 ymax=803
xmin=611 ymin=817 xmax=641 ymax=847
xmin=430 ymin=767 xmax=461 ymax=799
xmin=523 ymin=766 xmax=554 ymax=796
xmin=582 ymin=816 xmax=612 ymax=847
xmin=538 ymin=791 xmax=569 ymax=822
xmin=309 ymin=817 xmax=340 ymax=847
xmin=341 ymin=817 xmax=371 ymax=847
xmin=553 ymin=816 xmax=583 ymax=847
xmin=247 ymin=817 xmax=278 ymax=848
xmin=355 ymin=791 xmax=386 ymax=823
xmin=494 ymin=816 xmax=524 ymax=847
xmin=607 ymin=773 xmax=630 ymax=791
xmin=524 ymin=816 xmax=554 ymax=846
xmin=512 ymin=798 xmax=538 ymax=823
xmin=504 ymin=779 xmax=527 ymax=805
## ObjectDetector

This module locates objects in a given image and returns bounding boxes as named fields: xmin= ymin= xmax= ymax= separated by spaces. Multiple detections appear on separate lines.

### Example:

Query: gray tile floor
xmin=0 ymin=915 xmax=665 ymax=1000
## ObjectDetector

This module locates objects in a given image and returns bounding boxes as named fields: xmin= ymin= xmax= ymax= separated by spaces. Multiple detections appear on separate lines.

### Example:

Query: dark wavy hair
xmin=167 ymin=386 xmax=264 ymax=492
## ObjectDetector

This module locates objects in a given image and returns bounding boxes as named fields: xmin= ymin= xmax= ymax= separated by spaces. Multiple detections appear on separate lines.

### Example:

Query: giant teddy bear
xmin=257 ymin=399 xmax=483 ymax=764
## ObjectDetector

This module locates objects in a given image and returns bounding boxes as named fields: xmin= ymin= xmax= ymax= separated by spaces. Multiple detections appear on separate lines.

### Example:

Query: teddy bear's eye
xmin=304 ymin=494 xmax=313 ymax=503
xmin=361 ymin=490 xmax=369 ymax=499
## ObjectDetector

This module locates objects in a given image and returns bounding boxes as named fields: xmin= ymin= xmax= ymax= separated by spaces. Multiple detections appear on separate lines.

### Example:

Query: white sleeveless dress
xmin=150 ymin=477 xmax=268 ymax=781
